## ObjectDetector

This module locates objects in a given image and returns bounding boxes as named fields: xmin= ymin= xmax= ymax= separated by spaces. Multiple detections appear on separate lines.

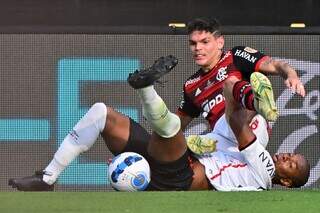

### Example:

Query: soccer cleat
xmin=250 ymin=72 xmax=279 ymax=121
xmin=186 ymin=135 xmax=217 ymax=155
xmin=8 ymin=170 xmax=54 ymax=191
xmin=127 ymin=55 xmax=178 ymax=89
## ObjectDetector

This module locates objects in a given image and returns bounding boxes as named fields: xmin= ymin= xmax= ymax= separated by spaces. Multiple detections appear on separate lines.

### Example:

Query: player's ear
xmin=217 ymin=36 xmax=224 ymax=50
xmin=280 ymin=178 xmax=293 ymax=187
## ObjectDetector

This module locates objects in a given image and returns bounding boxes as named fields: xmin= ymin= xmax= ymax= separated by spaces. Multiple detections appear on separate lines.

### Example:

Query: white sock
xmin=137 ymin=86 xmax=180 ymax=138
xmin=43 ymin=103 xmax=107 ymax=185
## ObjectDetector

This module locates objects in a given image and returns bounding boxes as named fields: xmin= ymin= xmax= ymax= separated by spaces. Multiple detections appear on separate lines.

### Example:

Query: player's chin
xmin=194 ymin=59 xmax=208 ymax=66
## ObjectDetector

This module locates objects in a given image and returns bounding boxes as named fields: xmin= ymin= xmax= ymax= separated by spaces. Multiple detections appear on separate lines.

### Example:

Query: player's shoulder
xmin=229 ymin=46 xmax=267 ymax=66
xmin=230 ymin=46 xmax=261 ymax=55
xmin=241 ymin=141 xmax=276 ymax=179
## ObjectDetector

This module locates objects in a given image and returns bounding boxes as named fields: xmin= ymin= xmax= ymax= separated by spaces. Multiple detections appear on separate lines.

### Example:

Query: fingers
xmin=285 ymin=79 xmax=306 ymax=97
xmin=284 ymin=79 xmax=291 ymax=88
xmin=296 ymin=83 xmax=306 ymax=97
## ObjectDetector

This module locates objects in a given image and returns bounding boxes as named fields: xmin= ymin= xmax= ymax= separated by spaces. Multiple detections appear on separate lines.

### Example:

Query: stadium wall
xmin=0 ymin=32 xmax=319 ymax=191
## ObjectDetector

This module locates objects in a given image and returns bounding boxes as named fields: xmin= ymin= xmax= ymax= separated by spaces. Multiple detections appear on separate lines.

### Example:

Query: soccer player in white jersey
xmin=192 ymin=72 xmax=308 ymax=190
xmin=9 ymin=56 xmax=310 ymax=191
xmin=9 ymin=17 xmax=307 ymax=191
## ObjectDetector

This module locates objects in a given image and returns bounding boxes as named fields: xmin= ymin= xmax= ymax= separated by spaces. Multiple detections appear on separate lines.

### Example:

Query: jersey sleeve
xmin=177 ymin=88 xmax=201 ymax=118
xmin=231 ymin=46 xmax=268 ymax=80
xmin=240 ymin=141 xmax=275 ymax=189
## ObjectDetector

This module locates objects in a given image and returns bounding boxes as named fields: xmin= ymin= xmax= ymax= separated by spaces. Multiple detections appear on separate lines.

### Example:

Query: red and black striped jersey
xmin=178 ymin=46 xmax=269 ymax=129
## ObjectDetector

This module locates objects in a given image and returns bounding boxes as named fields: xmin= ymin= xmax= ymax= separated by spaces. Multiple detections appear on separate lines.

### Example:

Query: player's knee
xmin=90 ymin=102 xmax=107 ymax=116
xmin=87 ymin=102 xmax=108 ymax=132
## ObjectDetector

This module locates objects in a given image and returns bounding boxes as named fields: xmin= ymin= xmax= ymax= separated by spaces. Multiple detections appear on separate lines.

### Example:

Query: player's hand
xmin=284 ymin=77 xmax=305 ymax=97
xmin=186 ymin=135 xmax=217 ymax=155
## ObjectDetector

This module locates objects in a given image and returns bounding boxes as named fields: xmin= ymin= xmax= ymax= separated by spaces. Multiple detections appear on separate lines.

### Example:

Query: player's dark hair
xmin=187 ymin=17 xmax=222 ymax=36
xmin=291 ymin=157 xmax=310 ymax=188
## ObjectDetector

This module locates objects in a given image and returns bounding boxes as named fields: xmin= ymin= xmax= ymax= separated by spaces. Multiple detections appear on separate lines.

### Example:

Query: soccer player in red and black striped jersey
xmin=177 ymin=17 xmax=305 ymax=132
xmin=9 ymin=18 xmax=307 ymax=191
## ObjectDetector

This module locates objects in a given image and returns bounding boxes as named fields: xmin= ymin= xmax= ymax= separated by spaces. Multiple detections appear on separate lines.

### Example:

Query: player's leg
xmin=136 ymin=85 xmax=187 ymax=162
xmin=101 ymin=106 xmax=148 ymax=155
xmin=232 ymin=73 xmax=278 ymax=121
xmin=8 ymin=56 xmax=177 ymax=191
xmin=9 ymin=102 xmax=147 ymax=191
xmin=128 ymin=55 xmax=203 ymax=190
xmin=224 ymin=77 xmax=257 ymax=149
xmin=224 ymin=76 xmax=260 ymax=150
xmin=128 ymin=55 xmax=186 ymax=162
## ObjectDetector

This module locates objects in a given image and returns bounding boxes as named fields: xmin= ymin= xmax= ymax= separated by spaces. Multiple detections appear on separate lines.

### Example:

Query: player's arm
xmin=227 ymin=103 xmax=274 ymax=188
xmin=231 ymin=46 xmax=305 ymax=97
xmin=228 ymin=107 xmax=256 ymax=151
xmin=257 ymin=58 xmax=305 ymax=97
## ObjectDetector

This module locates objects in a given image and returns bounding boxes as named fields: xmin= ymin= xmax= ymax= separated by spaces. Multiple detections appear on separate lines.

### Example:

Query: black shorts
xmin=119 ymin=118 xmax=151 ymax=157
xmin=118 ymin=118 xmax=194 ymax=191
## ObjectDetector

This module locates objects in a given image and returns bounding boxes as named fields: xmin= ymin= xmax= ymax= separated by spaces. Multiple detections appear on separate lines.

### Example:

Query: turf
xmin=1 ymin=190 xmax=320 ymax=213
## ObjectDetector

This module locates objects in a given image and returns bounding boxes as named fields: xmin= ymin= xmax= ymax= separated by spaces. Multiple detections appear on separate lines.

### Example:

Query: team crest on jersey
xmin=216 ymin=66 xmax=228 ymax=81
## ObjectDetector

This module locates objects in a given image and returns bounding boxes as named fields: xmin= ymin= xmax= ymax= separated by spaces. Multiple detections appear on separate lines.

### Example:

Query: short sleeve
xmin=241 ymin=141 xmax=275 ymax=186
xmin=231 ymin=46 xmax=268 ymax=80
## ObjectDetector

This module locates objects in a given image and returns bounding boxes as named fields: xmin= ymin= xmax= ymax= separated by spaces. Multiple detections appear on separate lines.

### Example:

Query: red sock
xmin=232 ymin=81 xmax=255 ymax=110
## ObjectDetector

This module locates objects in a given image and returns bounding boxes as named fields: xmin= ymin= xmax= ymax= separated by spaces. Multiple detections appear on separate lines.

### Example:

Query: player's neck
xmin=201 ymin=51 xmax=223 ymax=72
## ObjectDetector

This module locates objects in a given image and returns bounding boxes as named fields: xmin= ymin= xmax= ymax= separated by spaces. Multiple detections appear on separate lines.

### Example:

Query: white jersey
xmin=195 ymin=115 xmax=275 ymax=191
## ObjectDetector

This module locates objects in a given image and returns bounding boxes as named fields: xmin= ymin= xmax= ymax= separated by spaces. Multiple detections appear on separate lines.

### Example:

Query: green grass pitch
xmin=1 ymin=190 xmax=320 ymax=213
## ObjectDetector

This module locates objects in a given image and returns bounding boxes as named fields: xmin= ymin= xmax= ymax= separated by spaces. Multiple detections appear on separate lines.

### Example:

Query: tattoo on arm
xmin=261 ymin=58 xmax=273 ymax=67
xmin=260 ymin=58 xmax=293 ymax=77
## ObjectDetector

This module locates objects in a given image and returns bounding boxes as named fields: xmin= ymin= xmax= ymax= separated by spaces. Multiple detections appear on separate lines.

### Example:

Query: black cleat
xmin=127 ymin=55 xmax=178 ymax=89
xmin=8 ymin=170 xmax=54 ymax=191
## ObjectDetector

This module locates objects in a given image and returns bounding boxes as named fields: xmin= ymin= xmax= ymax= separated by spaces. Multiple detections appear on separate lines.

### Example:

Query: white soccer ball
xmin=108 ymin=152 xmax=150 ymax=191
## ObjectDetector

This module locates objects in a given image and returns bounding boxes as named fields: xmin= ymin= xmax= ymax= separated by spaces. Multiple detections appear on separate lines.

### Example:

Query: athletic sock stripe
xmin=233 ymin=81 xmax=248 ymax=102
xmin=243 ymin=91 xmax=255 ymax=110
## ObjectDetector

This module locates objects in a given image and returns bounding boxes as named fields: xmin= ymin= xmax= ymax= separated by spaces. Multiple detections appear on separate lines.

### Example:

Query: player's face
xmin=272 ymin=153 xmax=305 ymax=186
xmin=189 ymin=30 xmax=224 ymax=71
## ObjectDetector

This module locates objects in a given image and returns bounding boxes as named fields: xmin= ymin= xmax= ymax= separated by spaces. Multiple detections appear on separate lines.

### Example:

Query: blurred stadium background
xmin=0 ymin=0 xmax=319 ymax=191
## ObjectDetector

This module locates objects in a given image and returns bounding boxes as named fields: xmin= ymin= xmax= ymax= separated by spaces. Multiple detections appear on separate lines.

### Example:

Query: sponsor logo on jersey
xmin=185 ymin=76 xmax=201 ymax=87
xmin=234 ymin=49 xmax=257 ymax=63
xmin=201 ymin=94 xmax=225 ymax=118
xmin=216 ymin=66 xmax=228 ymax=81
xmin=244 ymin=47 xmax=258 ymax=53
xmin=195 ymin=88 xmax=202 ymax=97
xmin=259 ymin=151 xmax=275 ymax=178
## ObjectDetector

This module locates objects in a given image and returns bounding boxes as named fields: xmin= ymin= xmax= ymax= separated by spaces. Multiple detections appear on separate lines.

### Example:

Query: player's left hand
xmin=284 ymin=77 xmax=305 ymax=97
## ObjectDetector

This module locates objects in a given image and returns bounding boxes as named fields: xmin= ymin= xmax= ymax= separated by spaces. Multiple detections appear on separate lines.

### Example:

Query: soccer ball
xmin=108 ymin=152 xmax=151 ymax=191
